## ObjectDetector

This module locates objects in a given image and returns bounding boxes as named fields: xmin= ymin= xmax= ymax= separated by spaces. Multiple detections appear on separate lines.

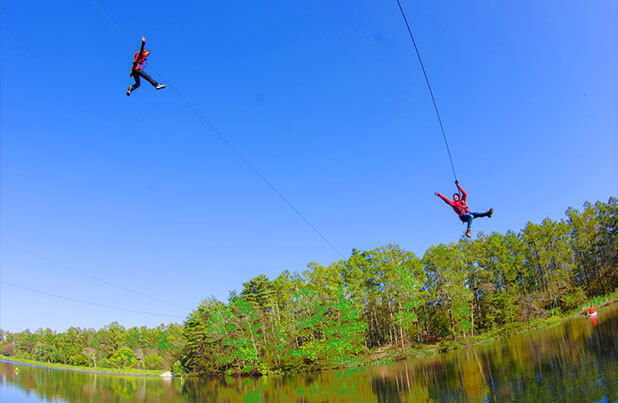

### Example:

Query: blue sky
xmin=1 ymin=0 xmax=616 ymax=332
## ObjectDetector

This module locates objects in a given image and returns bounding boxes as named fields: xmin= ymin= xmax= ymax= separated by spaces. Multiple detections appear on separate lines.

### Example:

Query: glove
xmin=455 ymin=180 xmax=459 ymax=185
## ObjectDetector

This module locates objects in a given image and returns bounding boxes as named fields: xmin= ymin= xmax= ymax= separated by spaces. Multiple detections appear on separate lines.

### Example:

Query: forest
xmin=1 ymin=198 xmax=616 ymax=376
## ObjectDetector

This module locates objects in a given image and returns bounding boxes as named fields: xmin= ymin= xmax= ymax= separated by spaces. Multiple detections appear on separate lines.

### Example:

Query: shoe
xmin=488 ymin=208 xmax=493 ymax=218
xmin=126 ymin=86 xmax=132 ymax=96
xmin=156 ymin=84 xmax=166 ymax=90
xmin=465 ymin=229 xmax=472 ymax=238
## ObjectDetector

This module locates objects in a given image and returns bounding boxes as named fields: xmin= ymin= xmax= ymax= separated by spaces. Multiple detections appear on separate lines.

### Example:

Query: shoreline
xmin=183 ymin=297 xmax=617 ymax=377
xmin=231 ymin=295 xmax=618 ymax=377
xmin=2 ymin=296 xmax=615 ymax=379
xmin=376 ymin=297 xmax=618 ymax=365
xmin=0 ymin=357 xmax=166 ymax=377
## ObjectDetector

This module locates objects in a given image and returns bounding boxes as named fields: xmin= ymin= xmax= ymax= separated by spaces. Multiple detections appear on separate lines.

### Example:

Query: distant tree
xmin=82 ymin=347 xmax=98 ymax=367
xmin=2 ymin=342 xmax=15 ymax=356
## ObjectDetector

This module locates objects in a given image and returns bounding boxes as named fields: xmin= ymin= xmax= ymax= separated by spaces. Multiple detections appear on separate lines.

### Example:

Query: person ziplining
xmin=126 ymin=36 xmax=166 ymax=96
xmin=391 ymin=0 xmax=496 ymax=238
xmin=435 ymin=181 xmax=493 ymax=238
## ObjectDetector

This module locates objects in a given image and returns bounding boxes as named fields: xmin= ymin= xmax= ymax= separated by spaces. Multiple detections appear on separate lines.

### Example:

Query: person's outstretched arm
xmin=131 ymin=37 xmax=146 ymax=72
xmin=455 ymin=180 xmax=467 ymax=201
xmin=435 ymin=192 xmax=455 ymax=207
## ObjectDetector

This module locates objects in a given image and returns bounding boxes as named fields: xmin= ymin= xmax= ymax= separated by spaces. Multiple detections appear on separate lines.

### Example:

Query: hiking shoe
xmin=156 ymin=84 xmax=166 ymax=90
xmin=488 ymin=208 xmax=494 ymax=218
xmin=465 ymin=229 xmax=472 ymax=238
xmin=126 ymin=86 xmax=132 ymax=96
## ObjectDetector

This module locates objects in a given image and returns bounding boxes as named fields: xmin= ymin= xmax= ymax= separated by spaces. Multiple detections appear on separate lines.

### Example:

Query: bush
xmin=69 ymin=354 xmax=89 ymax=366
xmin=172 ymin=360 xmax=185 ymax=375
xmin=2 ymin=343 xmax=15 ymax=356
xmin=110 ymin=346 xmax=137 ymax=369
xmin=561 ymin=288 xmax=586 ymax=311
xmin=144 ymin=353 xmax=163 ymax=370
xmin=99 ymin=358 xmax=112 ymax=369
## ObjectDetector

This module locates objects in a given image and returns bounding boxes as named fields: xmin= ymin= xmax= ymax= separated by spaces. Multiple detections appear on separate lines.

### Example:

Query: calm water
xmin=1 ymin=308 xmax=616 ymax=402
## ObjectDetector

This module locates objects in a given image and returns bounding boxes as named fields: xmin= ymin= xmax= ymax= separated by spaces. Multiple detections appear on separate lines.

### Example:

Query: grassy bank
xmin=0 ymin=355 xmax=168 ymax=377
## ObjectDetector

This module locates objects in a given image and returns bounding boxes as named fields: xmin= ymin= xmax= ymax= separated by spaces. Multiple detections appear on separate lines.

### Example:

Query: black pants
xmin=130 ymin=69 xmax=158 ymax=90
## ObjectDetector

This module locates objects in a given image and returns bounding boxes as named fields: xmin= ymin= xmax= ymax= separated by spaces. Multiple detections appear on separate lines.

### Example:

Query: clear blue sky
xmin=1 ymin=0 xmax=616 ymax=332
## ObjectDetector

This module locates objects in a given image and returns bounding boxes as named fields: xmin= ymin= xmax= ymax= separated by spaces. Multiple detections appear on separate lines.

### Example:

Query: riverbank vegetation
xmin=0 ymin=355 xmax=166 ymax=376
xmin=0 ymin=323 xmax=184 ymax=373
xmin=1 ymin=198 xmax=616 ymax=376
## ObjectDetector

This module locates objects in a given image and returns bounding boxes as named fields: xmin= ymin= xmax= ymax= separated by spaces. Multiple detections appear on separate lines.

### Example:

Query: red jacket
xmin=131 ymin=40 xmax=147 ymax=72
xmin=437 ymin=183 xmax=469 ymax=216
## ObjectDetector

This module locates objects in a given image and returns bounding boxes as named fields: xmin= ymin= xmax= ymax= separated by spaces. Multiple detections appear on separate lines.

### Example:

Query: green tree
xmin=110 ymin=346 xmax=136 ymax=369
xmin=144 ymin=352 xmax=163 ymax=370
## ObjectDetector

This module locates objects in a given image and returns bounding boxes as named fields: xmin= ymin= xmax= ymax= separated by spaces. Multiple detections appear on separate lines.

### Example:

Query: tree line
xmin=180 ymin=198 xmax=617 ymax=375
xmin=1 ymin=198 xmax=616 ymax=375
xmin=0 ymin=323 xmax=184 ymax=371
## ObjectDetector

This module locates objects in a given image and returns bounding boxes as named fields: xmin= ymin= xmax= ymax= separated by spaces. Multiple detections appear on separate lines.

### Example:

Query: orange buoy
xmin=588 ymin=307 xmax=598 ymax=326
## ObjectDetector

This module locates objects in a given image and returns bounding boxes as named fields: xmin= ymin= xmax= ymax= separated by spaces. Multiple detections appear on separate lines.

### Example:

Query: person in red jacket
xmin=126 ymin=36 xmax=166 ymax=96
xmin=435 ymin=180 xmax=493 ymax=238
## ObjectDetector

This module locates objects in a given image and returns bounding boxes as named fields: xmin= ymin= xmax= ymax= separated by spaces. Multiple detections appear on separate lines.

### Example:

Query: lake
xmin=1 ymin=306 xmax=616 ymax=402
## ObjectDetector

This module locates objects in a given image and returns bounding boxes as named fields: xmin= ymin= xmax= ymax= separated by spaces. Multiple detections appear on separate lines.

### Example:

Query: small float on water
xmin=588 ymin=307 xmax=598 ymax=327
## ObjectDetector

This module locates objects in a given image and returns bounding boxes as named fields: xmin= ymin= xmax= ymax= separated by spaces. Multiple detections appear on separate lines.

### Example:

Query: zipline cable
xmin=89 ymin=0 xmax=131 ymax=43
xmin=23 ymin=251 xmax=193 ymax=310
xmin=394 ymin=0 xmax=459 ymax=183
xmin=77 ymin=271 xmax=193 ymax=310
xmin=88 ymin=0 xmax=345 ymax=259
xmin=1 ymin=281 xmax=184 ymax=320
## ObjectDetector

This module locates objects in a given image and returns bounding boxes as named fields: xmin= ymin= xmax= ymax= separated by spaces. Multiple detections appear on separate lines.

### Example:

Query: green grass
xmin=0 ymin=355 xmax=167 ymax=377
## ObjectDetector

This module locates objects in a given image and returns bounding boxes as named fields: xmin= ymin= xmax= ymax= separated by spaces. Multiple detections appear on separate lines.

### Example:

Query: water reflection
xmin=1 ymin=307 xmax=616 ymax=402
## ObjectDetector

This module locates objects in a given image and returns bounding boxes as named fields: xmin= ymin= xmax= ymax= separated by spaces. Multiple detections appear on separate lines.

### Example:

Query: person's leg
xmin=136 ymin=69 xmax=159 ymax=87
xmin=130 ymin=72 xmax=141 ymax=91
xmin=460 ymin=213 xmax=473 ymax=237
xmin=472 ymin=208 xmax=493 ymax=218
xmin=460 ymin=213 xmax=473 ymax=228
xmin=127 ymin=73 xmax=139 ymax=96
